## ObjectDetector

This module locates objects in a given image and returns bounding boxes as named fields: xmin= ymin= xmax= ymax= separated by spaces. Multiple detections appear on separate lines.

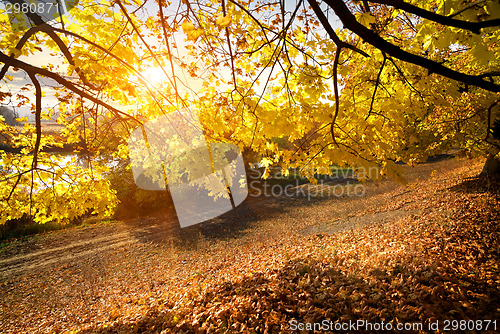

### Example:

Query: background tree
xmin=0 ymin=105 xmax=17 ymax=126
xmin=0 ymin=0 xmax=499 ymax=224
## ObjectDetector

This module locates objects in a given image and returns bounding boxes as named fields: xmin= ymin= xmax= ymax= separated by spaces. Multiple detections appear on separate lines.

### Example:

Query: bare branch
xmin=306 ymin=0 xmax=370 ymax=58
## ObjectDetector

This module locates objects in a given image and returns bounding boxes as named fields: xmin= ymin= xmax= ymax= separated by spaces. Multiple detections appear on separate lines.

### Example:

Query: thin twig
xmin=331 ymin=46 xmax=342 ymax=147
xmin=366 ymin=52 xmax=387 ymax=120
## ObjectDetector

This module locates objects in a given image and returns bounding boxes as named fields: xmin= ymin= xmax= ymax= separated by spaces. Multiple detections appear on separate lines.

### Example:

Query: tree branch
xmin=306 ymin=0 xmax=370 ymax=58
xmin=324 ymin=0 xmax=500 ymax=92
xmin=331 ymin=46 xmax=342 ymax=147
xmin=50 ymin=27 xmax=174 ymax=115
xmin=115 ymin=0 xmax=182 ymax=107
xmin=26 ymin=71 xmax=42 ymax=170
xmin=448 ymin=0 xmax=486 ymax=18
xmin=222 ymin=0 xmax=238 ymax=92
xmin=0 ymin=52 xmax=140 ymax=124
xmin=41 ymin=26 xmax=99 ymax=90
xmin=367 ymin=0 xmax=500 ymax=34
xmin=0 ymin=10 xmax=97 ymax=89
xmin=366 ymin=52 xmax=387 ymax=120
xmin=158 ymin=0 xmax=180 ymax=104
xmin=26 ymin=70 xmax=42 ymax=213
xmin=0 ymin=25 xmax=43 ymax=81
xmin=485 ymin=99 xmax=500 ymax=142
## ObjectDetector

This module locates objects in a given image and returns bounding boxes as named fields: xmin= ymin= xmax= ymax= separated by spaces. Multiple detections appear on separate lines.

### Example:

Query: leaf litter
xmin=0 ymin=158 xmax=498 ymax=333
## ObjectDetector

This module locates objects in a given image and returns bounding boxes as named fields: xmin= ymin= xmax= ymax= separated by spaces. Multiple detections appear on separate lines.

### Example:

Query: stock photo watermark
xmin=127 ymin=108 xmax=381 ymax=227
xmin=128 ymin=108 xmax=248 ymax=228
xmin=248 ymin=177 xmax=366 ymax=199
xmin=1 ymin=0 xmax=79 ymax=32
xmin=289 ymin=319 xmax=497 ymax=332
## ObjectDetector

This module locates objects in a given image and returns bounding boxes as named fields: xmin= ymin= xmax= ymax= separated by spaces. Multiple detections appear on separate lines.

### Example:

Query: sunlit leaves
xmin=181 ymin=20 xmax=204 ymax=41
xmin=356 ymin=12 xmax=376 ymax=28
xmin=215 ymin=14 xmax=231 ymax=29
xmin=0 ymin=147 xmax=118 ymax=225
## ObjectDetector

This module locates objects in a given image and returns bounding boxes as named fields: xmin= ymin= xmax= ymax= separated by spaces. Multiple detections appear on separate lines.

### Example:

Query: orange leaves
xmin=1 ymin=159 xmax=499 ymax=332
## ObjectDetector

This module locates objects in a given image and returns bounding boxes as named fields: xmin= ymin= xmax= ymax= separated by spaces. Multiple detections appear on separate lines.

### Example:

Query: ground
xmin=0 ymin=157 xmax=498 ymax=333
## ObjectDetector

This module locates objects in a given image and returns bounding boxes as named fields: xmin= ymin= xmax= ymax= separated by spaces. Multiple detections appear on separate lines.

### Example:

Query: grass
xmin=0 ymin=219 xmax=68 ymax=243
xmin=0 ymin=216 xmax=116 ymax=244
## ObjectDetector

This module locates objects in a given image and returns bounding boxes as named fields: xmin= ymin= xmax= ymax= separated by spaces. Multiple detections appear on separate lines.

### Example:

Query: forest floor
xmin=0 ymin=157 xmax=498 ymax=333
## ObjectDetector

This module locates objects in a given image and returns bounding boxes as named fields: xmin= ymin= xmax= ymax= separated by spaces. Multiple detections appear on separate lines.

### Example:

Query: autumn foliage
xmin=0 ymin=0 xmax=500 ymax=224
xmin=0 ymin=158 xmax=498 ymax=333
xmin=0 ymin=1 xmax=500 ymax=331
xmin=82 ymin=162 xmax=500 ymax=333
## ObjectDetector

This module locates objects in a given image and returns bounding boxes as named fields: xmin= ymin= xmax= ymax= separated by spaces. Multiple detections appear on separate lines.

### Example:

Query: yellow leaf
xmin=295 ymin=28 xmax=306 ymax=43
xmin=181 ymin=20 xmax=195 ymax=33
xmin=181 ymin=20 xmax=204 ymax=41
xmin=9 ymin=48 xmax=22 ymax=58
xmin=216 ymin=14 xmax=232 ymax=28
xmin=356 ymin=12 xmax=376 ymax=28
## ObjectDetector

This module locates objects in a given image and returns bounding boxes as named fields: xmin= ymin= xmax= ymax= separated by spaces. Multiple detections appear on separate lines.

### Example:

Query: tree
xmin=0 ymin=0 xmax=499 ymax=224
xmin=0 ymin=105 xmax=17 ymax=126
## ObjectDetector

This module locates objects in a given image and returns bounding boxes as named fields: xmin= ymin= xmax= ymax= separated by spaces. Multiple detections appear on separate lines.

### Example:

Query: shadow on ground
xmin=77 ymin=169 xmax=500 ymax=333
xmin=122 ymin=157 xmax=475 ymax=249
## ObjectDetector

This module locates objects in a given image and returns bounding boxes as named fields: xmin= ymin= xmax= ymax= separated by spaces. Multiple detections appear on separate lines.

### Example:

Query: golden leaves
xmin=215 ymin=14 xmax=232 ymax=28
xmin=356 ymin=12 xmax=376 ymax=28
xmin=1 ymin=159 xmax=499 ymax=333
xmin=181 ymin=20 xmax=204 ymax=41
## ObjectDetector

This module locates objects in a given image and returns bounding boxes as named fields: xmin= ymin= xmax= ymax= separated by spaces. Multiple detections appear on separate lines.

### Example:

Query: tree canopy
xmin=0 ymin=0 xmax=499 ymax=224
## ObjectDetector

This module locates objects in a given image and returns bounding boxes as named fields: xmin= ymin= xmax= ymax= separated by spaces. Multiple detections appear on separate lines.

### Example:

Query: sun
xmin=143 ymin=66 xmax=167 ymax=85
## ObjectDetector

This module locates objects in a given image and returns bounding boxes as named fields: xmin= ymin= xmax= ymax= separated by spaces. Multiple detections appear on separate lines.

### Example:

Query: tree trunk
xmin=481 ymin=153 xmax=500 ymax=176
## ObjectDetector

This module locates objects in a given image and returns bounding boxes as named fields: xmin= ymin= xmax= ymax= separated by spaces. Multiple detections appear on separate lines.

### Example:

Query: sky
xmin=0 ymin=0 xmax=204 ymax=121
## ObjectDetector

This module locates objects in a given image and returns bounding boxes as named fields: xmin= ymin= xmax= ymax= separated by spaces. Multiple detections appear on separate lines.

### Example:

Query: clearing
xmin=0 ymin=157 xmax=498 ymax=333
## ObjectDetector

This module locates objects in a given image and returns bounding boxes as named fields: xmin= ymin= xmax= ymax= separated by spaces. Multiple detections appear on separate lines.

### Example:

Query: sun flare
xmin=143 ymin=66 xmax=167 ymax=85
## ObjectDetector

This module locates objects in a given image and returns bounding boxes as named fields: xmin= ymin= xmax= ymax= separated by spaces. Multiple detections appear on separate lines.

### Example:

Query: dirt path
xmin=0 ymin=216 xmax=168 ymax=279
xmin=0 ymin=157 xmax=474 ymax=281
